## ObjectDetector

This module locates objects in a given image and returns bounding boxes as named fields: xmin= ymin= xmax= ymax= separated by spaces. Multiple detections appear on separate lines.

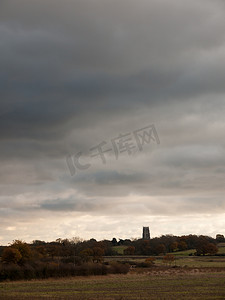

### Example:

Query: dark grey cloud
xmin=1 ymin=0 xmax=225 ymax=148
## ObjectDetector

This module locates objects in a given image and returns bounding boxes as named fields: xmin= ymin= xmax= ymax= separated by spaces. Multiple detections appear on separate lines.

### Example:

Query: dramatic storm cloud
xmin=1 ymin=0 xmax=225 ymax=244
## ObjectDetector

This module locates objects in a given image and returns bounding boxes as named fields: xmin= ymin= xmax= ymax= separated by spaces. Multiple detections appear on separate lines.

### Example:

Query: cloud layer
xmin=1 ymin=0 xmax=225 ymax=244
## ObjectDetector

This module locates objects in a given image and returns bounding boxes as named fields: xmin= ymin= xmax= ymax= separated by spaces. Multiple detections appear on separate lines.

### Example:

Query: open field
xmin=217 ymin=244 xmax=225 ymax=255
xmin=168 ymin=249 xmax=196 ymax=256
xmin=112 ymin=242 xmax=225 ymax=257
xmin=1 ymin=254 xmax=225 ymax=299
xmin=1 ymin=269 xmax=225 ymax=299
xmin=172 ymin=257 xmax=225 ymax=268
xmin=104 ymin=255 xmax=225 ymax=268
xmin=112 ymin=246 xmax=127 ymax=255
xmin=169 ymin=244 xmax=225 ymax=256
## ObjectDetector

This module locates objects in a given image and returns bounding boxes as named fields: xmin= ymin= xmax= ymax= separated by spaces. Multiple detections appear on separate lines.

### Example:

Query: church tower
xmin=142 ymin=226 xmax=150 ymax=239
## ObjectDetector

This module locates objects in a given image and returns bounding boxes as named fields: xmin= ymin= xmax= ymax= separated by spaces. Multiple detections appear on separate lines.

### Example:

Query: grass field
xmin=217 ymin=244 xmax=225 ymax=255
xmin=104 ymin=255 xmax=225 ymax=268
xmin=169 ymin=243 xmax=225 ymax=256
xmin=169 ymin=257 xmax=225 ymax=268
xmin=168 ymin=249 xmax=196 ymax=256
xmin=1 ymin=252 xmax=225 ymax=299
xmin=1 ymin=270 xmax=225 ymax=299
xmin=112 ymin=246 xmax=127 ymax=255
xmin=112 ymin=243 xmax=225 ymax=257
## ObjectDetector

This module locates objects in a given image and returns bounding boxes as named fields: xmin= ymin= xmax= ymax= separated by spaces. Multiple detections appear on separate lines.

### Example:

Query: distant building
xmin=142 ymin=226 xmax=150 ymax=239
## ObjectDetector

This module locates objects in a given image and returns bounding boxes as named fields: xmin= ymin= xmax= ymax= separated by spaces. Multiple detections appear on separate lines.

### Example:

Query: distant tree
xmin=169 ymin=242 xmax=178 ymax=252
xmin=30 ymin=248 xmax=44 ymax=261
xmin=123 ymin=239 xmax=132 ymax=246
xmin=79 ymin=248 xmax=93 ymax=262
xmin=55 ymin=238 xmax=62 ymax=244
xmin=35 ymin=245 xmax=46 ymax=256
xmin=206 ymin=243 xmax=218 ymax=255
xmin=92 ymin=247 xmax=104 ymax=263
xmin=0 ymin=246 xmax=4 ymax=257
xmin=111 ymin=238 xmax=117 ymax=246
xmin=155 ymin=244 xmax=166 ymax=255
xmin=90 ymin=238 xmax=97 ymax=243
xmin=118 ymin=239 xmax=124 ymax=246
xmin=123 ymin=246 xmax=135 ymax=255
xmin=70 ymin=237 xmax=84 ymax=244
xmin=216 ymin=234 xmax=225 ymax=243
xmin=177 ymin=241 xmax=187 ymax=251
xmin=2 ymin=247 xmax=22 ymax=264
xmin=32 ymin=240 xmax=46 ymax=246
xmin=10 ymin=240 xmax=31 ymax=264
xmin=47 ymin=243 xmax=60 ymax=259
xmin=196 ymin=238 xmax=218 ymax=256
xmin=157 ymin=235 xmax=177 ymax=252
xmin=98 ymin=240 xmax=115 ymax=256
xmin=139 ymin=240 xmax=151 ymax=255
xmin=185 ymin=235 xmax=200 ymax=249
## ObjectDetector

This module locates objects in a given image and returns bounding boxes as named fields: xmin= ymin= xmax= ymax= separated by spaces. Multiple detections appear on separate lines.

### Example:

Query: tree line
xmin=0 ymin=233 xmax=223 ymax=281
xmin=1 ymin=234 xmax=224 ymax=262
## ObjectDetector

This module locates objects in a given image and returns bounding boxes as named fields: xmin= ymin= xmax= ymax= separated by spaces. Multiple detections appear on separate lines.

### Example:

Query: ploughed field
xmin=1 ymin=267 xmax=225 ymax=299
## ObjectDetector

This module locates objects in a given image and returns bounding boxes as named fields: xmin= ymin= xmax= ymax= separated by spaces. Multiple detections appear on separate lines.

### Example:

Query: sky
xmin=1 ymin=0 xmax=225 ymax=245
